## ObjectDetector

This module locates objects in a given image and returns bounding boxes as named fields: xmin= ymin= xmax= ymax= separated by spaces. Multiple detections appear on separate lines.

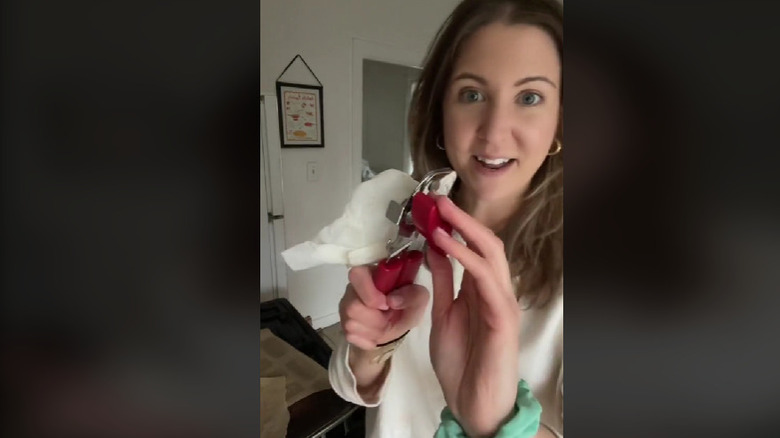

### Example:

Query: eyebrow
xmin=452 ymin=72 xmax=558 ymax=89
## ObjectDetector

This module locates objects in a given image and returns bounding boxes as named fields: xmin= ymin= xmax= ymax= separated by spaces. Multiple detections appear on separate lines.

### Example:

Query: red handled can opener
xmin=372 ymin=168 xmax=455 ymax=294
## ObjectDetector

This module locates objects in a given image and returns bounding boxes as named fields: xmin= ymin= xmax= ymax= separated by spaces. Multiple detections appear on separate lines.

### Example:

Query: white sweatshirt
xmin=329 ymin=256 xmax=563 ymax=437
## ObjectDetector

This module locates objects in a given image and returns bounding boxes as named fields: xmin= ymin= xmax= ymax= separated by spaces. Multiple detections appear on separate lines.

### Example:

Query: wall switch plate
xmin=306 ymin=161 xmax=319 ymax=182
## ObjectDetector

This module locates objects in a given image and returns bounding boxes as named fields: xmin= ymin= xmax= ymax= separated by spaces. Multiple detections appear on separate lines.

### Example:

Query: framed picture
xmin=276 ymin=82 xmax=324 ymax=148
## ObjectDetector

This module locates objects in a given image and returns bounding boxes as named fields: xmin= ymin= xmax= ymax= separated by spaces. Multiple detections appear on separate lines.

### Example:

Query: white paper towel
xmin=281 ymin=169 xmax=456 ymax=270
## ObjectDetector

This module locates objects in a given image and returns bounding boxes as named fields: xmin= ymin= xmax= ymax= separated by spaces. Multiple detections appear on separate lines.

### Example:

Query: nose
xmin=478 ymin=100 xmax=514 ymax=146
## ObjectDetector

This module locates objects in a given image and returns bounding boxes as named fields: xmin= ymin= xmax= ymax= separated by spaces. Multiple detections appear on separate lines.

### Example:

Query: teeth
xmin=477 ymin=156 xmax=511 ymax=165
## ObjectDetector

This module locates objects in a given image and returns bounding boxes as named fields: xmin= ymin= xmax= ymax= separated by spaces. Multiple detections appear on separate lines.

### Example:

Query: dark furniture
xmin=261 ymin=298 xmax=365 ymax=438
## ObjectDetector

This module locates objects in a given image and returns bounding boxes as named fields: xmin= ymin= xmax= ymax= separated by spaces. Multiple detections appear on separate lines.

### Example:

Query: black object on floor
xmin=261 ymin=298 xmax=366 ymax=438
xmin=261 ymin=298 xmax=333 ymax=368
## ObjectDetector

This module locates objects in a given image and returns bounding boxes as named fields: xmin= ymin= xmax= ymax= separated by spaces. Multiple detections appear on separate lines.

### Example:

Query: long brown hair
xmin=410 ymin=0 xmax=563 ymax=307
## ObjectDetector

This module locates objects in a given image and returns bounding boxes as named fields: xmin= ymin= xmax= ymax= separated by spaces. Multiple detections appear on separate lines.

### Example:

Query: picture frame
xmin=276 ymin=81 xmax=324 ymax=148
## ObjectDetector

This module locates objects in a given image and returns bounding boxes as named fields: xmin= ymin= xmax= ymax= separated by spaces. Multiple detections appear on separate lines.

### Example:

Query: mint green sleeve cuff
xmin=434 ymin=380 xmax=541 ymax=438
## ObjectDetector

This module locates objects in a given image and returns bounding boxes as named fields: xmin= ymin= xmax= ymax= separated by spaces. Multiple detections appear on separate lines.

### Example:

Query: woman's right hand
xmin=339 ymin=265 xmax=430 ymax=352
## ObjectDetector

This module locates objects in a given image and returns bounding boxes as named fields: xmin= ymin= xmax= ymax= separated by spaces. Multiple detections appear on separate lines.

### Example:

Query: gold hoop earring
xmin=548 ymin=139 xmax=562 ymax=156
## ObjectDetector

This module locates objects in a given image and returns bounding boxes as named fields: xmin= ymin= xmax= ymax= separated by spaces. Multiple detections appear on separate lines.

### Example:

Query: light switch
xmin=306 ymin=161 xmax=319 ymax=182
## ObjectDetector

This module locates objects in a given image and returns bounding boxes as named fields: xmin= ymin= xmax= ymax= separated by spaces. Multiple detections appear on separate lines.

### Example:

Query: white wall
xmin=261 ymin=0 xmax=459 ymax=328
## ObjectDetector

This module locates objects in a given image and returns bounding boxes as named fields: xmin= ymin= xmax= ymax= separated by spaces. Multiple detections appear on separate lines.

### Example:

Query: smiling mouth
xmin=474 ymin=156 xmax=516 ymax=170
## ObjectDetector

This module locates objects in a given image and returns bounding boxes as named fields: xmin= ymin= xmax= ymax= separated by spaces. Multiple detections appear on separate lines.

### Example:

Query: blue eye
xmin=519 ymin=92 xmax=543 ymax=106
xmin=459 ymin=89 xmax=484 ymax=103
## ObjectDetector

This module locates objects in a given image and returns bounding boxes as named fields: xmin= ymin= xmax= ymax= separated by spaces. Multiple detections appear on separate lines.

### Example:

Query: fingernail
xmin=433 ymin=227 xmax=449 ymax=238
xmin=378 ymin=300 xmax=389 ymax=311
xmin=388 ymin=294 xmax=403 ymax=308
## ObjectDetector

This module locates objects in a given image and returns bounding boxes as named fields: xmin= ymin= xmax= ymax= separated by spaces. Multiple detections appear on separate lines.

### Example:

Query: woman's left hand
xmin=427 ymin=196 xmax=522 ymax=438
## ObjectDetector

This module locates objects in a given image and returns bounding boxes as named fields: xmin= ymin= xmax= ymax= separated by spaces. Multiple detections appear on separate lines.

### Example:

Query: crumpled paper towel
xmin=281 ymin=168 xmax=456 ymax=270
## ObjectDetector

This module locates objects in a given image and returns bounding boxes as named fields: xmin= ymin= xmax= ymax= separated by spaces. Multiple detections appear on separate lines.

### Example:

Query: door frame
xmin=261 ymin=94 xmax=289 ymax=301
xmin=350 ymin=38 xmax=425 ymax=189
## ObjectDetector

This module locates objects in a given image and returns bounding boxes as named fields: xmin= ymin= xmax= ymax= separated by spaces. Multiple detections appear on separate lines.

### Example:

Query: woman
xmin=329 ymin=0 xmax=563 ymax=436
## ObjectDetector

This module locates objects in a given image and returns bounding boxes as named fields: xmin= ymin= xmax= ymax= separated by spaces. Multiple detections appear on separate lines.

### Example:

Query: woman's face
xmin=442 ymin=23 xmax=561 ymax=203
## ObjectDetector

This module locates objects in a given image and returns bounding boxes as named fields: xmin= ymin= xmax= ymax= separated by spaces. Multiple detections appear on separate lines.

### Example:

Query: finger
xmin=432 ymin=226 xmax=492 ymax=284
xmin=344 ymin=333 xmax=377 ymax=351
xmin=435 ymin=195 xmax=513 ymax=285
xmin=386 ymin=284 xmax=429 ymax=311
xmin=460 ymin=271 xmax=485 ymax=315
xmin=348 ymin=266 xmax=389 ymax=311
xmin=435 ymin=196 xmax=507 ymax=266
xmin=341 ymin=319 xmax=386 ymax=344
xmin=426 ymin=246 xmax=454 ymax=323
xmin=340 ymin=290 xmax=391 ymax=332
xmin=386 ymin=285 xmax=430 ymax=327
xmin=431 ymin=227 xmax=510 ymax=311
